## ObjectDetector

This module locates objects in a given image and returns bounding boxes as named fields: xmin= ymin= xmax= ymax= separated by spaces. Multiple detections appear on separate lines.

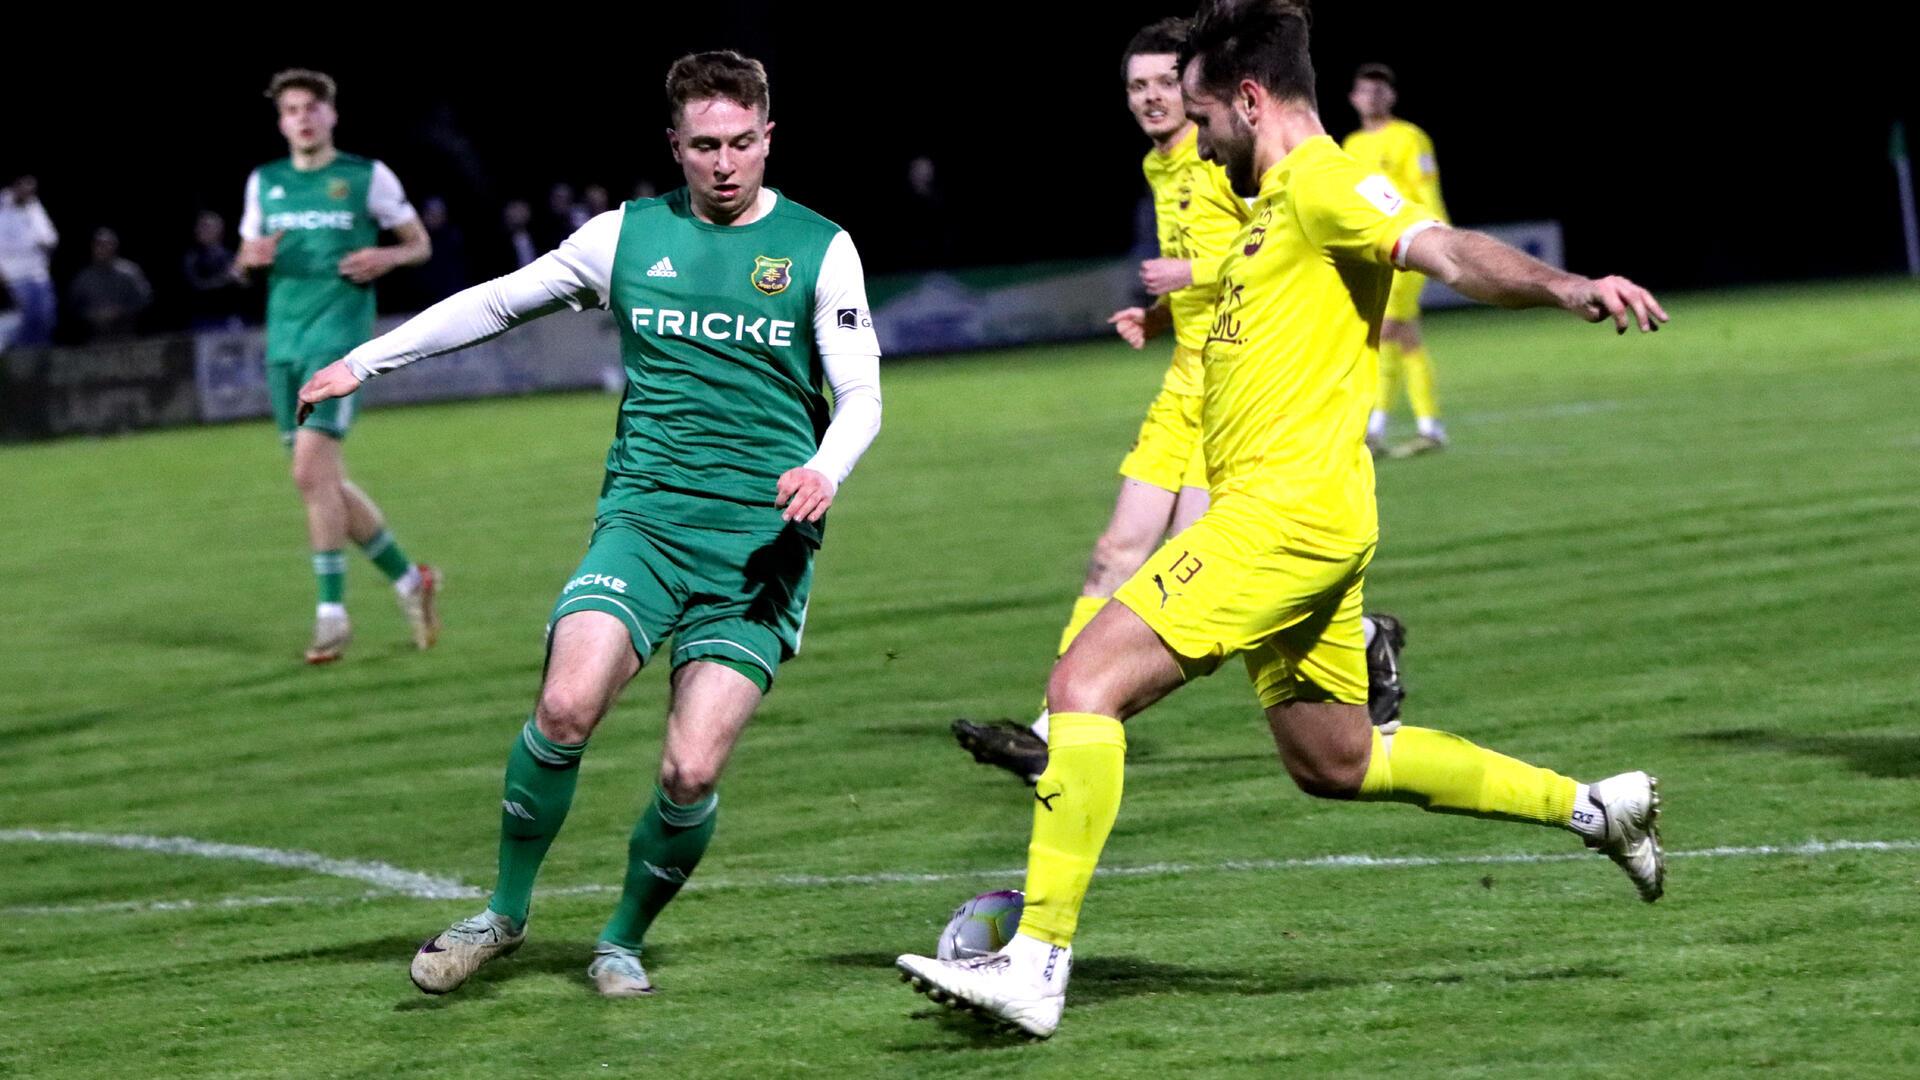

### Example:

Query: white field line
xmin=4 ymin=834 xmax=1917 ymax=918
xmin=0 ymin=829 xmax=478 ymax=900
xmin=1 ymin=894 xmax=332 ymax=917
xmin=713 ymin=837 xmax=1920 ymax=889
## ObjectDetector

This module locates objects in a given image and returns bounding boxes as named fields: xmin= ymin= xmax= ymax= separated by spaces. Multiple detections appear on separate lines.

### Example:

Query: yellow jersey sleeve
xmin=1144 ymin=126 xmax=1256 ymax=372
xmin=1293 ymin=153 xmax=1439 ymax=269
xmin=1343 ymin=121 xmax=1449 ymax=225
xmin=1185 ymin=161 xmax=1248 ymax=289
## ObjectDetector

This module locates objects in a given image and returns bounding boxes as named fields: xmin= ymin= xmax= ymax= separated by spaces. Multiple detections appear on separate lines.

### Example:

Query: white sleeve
xmin=342 ymin=208 xmax=622 ymax=379
xmin=30 ymin=203 xmax=58 ymax=249
xmin=810 ymin=230 xmax=882 ymax=358
xmin=367 ymin=160 xmax=419 ymax=231
xmin=238 ymin=170 xmax=263 ymax=240
xmin=802 ymin=353 xmax=881 ymax=488
xmin=801 ymin=231 xmax=882 ymax=487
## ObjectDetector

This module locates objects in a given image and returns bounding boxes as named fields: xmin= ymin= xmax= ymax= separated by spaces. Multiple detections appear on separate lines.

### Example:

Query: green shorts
xmin=547 ymin=513 xmax=815 ymax=693
xmin=268 ymin=358 xmax=357 ymax=444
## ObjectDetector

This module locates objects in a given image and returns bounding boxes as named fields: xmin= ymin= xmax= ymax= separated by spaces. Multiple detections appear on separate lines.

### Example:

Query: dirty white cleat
xmin=396 ymin=564 xmax=442 ymax=651
xmin=896 ymin=933 xmax=1069 ymax=1039
xmin=588 ymin=943 xmax=655 ymax=997
xmin=1587 ymin=771 xmax=1665 ymax=902
xmin=1387 ymin=431 xmax=1449 ymax=459
xmin=410 ymin=909 xmax=525 ymax=994
xmin=305 ymin=608 xmax=351 ymax=665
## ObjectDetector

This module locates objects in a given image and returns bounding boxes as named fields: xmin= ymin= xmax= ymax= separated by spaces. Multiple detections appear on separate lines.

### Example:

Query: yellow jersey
xmin=1340 ymin=118 xmax=1449 ymax=223
xmin=1202 ymin=135 xmax=1440 ymax=547
xmin=1143 ymin=125 xmax=1253 ymax=392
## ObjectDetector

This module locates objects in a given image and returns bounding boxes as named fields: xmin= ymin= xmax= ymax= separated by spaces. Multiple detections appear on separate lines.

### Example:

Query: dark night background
xmin=5 ymin=3 xmax=1914 ymax=332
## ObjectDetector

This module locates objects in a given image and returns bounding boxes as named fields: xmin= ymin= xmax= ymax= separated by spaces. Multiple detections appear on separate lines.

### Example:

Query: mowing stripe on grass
xmin=6 ymin=834 xmax=1916 ymax=917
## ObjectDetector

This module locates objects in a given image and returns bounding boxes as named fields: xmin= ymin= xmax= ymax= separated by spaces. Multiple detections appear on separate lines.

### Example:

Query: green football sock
xmin=358 ymin=528 xmax=413 ymax=584
xmin=312 ymin=550 xmax=347 ymax=605
xmin=487 ymin=717 xmax=587 ymax=927
xmin=598 ymin=786 xmax=719 ymax=952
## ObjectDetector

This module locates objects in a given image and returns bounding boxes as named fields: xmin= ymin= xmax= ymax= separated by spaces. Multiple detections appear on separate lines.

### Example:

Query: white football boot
xmin=396 ymin=564 xmax=442 ymax=651
xmin=587 ymin=943 xmax=655 ymax=997
xmin=410 ymin=909 xmax=525 ymax=994
xmin=305 ymin=609 xmax=351 ymax=664
xmin=1586 ymin=771 xmax=1665 ymax=902
xmin=897 ymin=933 xmax=1070 ymax=1039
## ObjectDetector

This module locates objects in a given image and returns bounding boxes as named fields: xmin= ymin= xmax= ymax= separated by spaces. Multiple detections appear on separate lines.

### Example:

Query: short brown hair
xmin=1122 ymin=17 xmax=1191 ymax=81
xmin=265 ymin=68 xmax=336 ymax=104
xmin=1354 ymin=62 xmax=1396 ymax=89
xmin=1184 ymin=0 xmax=1317 ymax=108
xmin=665 ymin=51 xmax=770 ymax=122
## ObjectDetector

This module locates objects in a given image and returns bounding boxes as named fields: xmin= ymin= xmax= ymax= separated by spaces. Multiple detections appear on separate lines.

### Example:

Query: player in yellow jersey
xmin=1345 ymin=62 xmax=1452 ymax=456
xmin=900 ymin=0 xmax=1669 ymax=1039
xmin=952 ymin=16 xmax=1408 ymax=784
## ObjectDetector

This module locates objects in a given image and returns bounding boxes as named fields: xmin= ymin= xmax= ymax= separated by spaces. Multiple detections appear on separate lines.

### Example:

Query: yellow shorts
xmin=1385 ymin=269 xmax=1426 ymax=323
xmin=1113 ymin=494 xmax=1373 ymax=708
xmin=1118 ymin=361 xmax=1208 ymax=493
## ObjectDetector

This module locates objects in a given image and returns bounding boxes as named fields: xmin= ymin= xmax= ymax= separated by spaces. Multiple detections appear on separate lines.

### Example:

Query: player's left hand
xmin=775 ymin=467 xmax=836 ymax=524
xmin=1139 ymin=258 xmax=1194 ymax=297
xmin=338 ymin=247 xmax=396 ymax=285
xmin=295 ymin=360 xmax=363 ymax=424
xmin=1567 ymin=275 xmax=1669 ymax=334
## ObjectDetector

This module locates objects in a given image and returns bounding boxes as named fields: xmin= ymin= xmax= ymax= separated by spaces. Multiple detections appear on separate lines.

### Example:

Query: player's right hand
xmin=295 ymin=360 xmax=363 ymax=424
xmin=1108 ymin=307 xmax=1150 ymax=349
xmin=1567 ymin=275 xmax=1668 ymax=334
xmin=1139 ymin=258 xmax=1194 ymax=297
xmin=775 ymin=467 xmax=835 ymax=524
xmin=235 ymin=231 xmax=283 ymax=273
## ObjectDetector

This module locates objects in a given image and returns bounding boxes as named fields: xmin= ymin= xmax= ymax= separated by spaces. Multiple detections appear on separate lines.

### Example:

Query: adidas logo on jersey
xmin=646 ymin=257 xmax=678 ymax=278
xmin=267 ymin=185 xmax=286 ymax=200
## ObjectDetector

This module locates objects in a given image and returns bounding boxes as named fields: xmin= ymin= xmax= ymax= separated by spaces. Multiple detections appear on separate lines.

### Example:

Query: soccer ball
xmin=936 ymin=889 xmax=1024 ymax=960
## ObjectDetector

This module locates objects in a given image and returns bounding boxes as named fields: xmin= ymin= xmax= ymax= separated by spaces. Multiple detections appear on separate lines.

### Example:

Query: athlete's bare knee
xmin=534 ymin=684 xmax=604 ymax=745
xmin=290 ymin=455 xmax=335 ymax=498
xmin=1282 ymin=750 xmax=1365 ymax=799
xmin=1046 ymin=653 xmax=1120 ymax=719
xmin=1087 ymin=530 xmax=1152 ymax=591
xmin=657 ymin=753 xmax=719 ymax=804
xmin=1270 ymin=706 xmax=1370 ymax=798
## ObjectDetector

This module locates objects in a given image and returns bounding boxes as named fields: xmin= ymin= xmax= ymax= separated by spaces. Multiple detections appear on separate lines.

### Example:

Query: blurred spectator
xmin=0 ymin=175 xmax=60 ymax=347
xmin=900 ymin=156 xmax=958 ymax=269
xmin=539 ymin=183 xmax=579 ymax=249
xmin=633 ymin=179 xmax=658 ymax=202
xmin=182 ymin=210 xmax=243 ymax=330
xmin=503 ymin=199 xmax=538 ymax=270
xmin=68 ymin=227 xmax=152 ymax=341
xmin=418 ymin=196 xmax=469 ymax=303
xmin=583 ymin=184 xmax=611 ymax=218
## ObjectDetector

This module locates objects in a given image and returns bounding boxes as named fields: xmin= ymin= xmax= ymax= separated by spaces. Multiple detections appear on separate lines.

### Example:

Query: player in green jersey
xmin=297 ymin=51 xmax=884 ymax=997
xmin=235 ymin=69 xmax=440 ymax=664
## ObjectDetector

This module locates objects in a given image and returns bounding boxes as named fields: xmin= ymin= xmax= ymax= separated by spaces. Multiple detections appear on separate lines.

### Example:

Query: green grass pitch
xmin=2 ymin=279 xmax=1918 ymax=1077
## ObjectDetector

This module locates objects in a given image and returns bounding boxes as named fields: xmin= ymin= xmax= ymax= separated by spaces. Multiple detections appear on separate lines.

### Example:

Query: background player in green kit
xmin=236 ymin=69 xmax=440 ymax=664
xmin=297 ymin=51 xmax=885 ymax=997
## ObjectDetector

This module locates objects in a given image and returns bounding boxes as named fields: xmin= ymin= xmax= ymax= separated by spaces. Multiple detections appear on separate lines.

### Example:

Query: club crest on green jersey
xmin=327 ymin=177 xmax=352 ymax=200
xmin=751 ymin=255 xmax=793 ymax=296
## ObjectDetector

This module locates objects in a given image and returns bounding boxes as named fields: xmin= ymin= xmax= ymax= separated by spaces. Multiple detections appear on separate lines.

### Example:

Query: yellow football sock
xmin=1358 ymin=726 xmax=1576 ymax=828
xmin=1019 ymin=712 xmax=1127 ymax=947
xmin=1377 ymin=340 xmax=1404 ymax=414
xmin=1056 ymin=595 xmax=1109 ymax=656
xmin=1402 ymin=344 xmax=1441 ymax=424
